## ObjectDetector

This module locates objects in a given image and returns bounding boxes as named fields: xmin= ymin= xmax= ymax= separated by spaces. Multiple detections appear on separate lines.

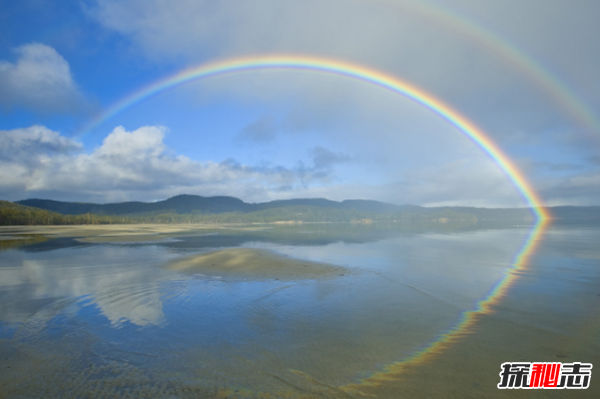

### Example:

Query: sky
xmin=1 ymin=0 xmax=599 ymax=207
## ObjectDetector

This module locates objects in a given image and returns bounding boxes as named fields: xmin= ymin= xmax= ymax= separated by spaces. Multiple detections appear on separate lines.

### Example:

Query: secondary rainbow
xmin=370 ymin=0 xmax=600 ymax=136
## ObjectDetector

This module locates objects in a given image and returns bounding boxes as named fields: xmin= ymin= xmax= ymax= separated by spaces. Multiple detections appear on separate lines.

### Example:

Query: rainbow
xmin=79 ymin=54 xmax=550 ymax=390
xmin=81 ymin=54 xmax=547 ymax=216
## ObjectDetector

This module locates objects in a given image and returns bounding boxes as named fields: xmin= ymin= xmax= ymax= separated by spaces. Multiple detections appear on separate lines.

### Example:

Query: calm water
xmin=0 ymin=223 xmax=599 ymax=398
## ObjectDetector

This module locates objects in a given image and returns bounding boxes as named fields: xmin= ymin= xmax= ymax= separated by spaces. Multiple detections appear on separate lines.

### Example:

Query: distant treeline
xmin=0 ymin=201 xmax=133 ymax=225
xmin=0 ymin=200 xmax=476 ymax=226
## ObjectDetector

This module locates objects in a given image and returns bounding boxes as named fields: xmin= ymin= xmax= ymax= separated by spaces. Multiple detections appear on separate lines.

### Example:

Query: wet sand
xmin=0 ymin=225 xmax=227 ymax=249
xmin=167 ymin=247 xmax=350 ymax=281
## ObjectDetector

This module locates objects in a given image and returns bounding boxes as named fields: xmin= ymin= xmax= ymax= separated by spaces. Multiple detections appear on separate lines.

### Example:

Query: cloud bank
xmin=5 ymin=124 xmax=596 ymax=206
xmin=0 ymin=125 xmax=361 ymax=203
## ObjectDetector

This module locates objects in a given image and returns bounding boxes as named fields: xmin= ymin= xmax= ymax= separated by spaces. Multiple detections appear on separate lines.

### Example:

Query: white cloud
xmin=0 ymin=43 xmax=87 ymax=113
xmin=0 ymin=125 xmax=82 ymax=194
xmin=0 ymin=125 xmax=356 ymax=203
xmin=0 ymin=125 xmax=81 ymax=160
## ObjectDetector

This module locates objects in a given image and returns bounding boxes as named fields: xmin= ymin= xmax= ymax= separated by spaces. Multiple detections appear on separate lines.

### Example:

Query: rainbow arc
xmin=79 ymin=54 xmax=550 ymax=388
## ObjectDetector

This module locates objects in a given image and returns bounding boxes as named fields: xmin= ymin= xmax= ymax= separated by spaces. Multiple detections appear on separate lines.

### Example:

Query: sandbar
xmin=167 ymin=247 xmax=350 ymax=281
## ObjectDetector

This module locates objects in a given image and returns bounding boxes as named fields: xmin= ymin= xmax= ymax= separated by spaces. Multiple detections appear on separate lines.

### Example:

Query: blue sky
xmin=1 ymin=0 xmax=599 ymax=206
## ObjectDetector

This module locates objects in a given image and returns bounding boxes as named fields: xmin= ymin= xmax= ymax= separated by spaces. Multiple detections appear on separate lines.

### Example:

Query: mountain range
xmin=15 ymin=194 xmax=600 ymax=222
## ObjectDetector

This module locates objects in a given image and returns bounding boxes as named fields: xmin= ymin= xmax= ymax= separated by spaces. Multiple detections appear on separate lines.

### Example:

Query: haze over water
xmin=0 ymin=223 xmax=598 ymax=398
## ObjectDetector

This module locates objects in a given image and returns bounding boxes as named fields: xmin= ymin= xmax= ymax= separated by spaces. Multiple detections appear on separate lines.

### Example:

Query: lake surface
xmin=0 ymin=223 xmax=598 ymax=398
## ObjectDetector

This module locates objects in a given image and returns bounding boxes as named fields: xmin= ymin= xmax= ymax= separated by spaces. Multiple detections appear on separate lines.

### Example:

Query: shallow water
xmin=0 ymin=223 xmax=598 ymax=398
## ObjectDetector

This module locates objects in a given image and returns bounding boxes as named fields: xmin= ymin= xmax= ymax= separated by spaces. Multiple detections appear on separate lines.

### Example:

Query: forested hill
xmin=0 ymin=200 xmax=125 ymax=225
xmin=17 ymin=195 xmax=251 ymax=216
xmin=17 ymin=195 xmax=418 ymax=216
